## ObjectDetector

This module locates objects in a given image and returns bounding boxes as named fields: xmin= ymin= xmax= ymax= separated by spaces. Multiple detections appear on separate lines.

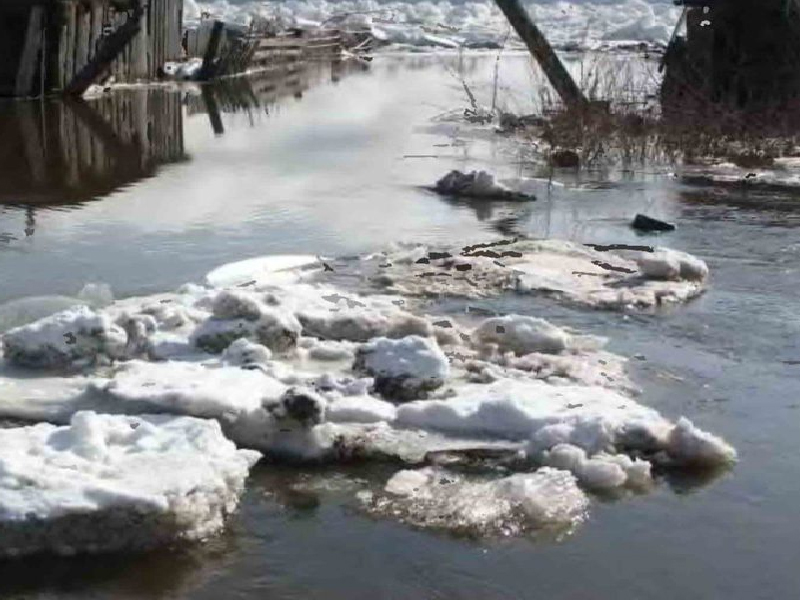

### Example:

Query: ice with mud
xmin=363 ymin=239 xmax=710 ymax=309
xmin=0 ymin=412 xmax=260 ymax=558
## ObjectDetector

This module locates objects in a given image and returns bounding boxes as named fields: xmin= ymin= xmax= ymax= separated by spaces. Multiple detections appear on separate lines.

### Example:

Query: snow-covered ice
xmin=396 ymin=378 xmax=736 ymax=486
xmin=2 ymin=306 xmax=127 ymax=369
xmin=354 ymin=335 xmax=450 ymax=400
xmin=473 ymin=315 xmax=570 ymax=355
xmin=0 ymin=412 xmax=260 ymax=558
xmin=327 ymin=395 xmax=398 ymax=424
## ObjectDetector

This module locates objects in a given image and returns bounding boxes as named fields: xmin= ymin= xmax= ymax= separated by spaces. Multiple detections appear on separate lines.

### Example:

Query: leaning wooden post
xmin=198 ymin=21 xmax=225 ymax=81
xmin=494 ymin=0 xmax=587 ymax=109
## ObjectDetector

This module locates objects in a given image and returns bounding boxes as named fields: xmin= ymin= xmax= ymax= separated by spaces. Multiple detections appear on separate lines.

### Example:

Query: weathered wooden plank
xmin=15 ymin=6 xmax=44 ymax=97
xmin=75 ymin=5 xmax=91 ymax=76
xmin=65 ymin=3 xmax=144 ymax=95
xmin=63 ymin=2 xmax=77 ymax=88
xmin=198 ymin=21 xmax=225 ymax=80
xmin=131 ymin=5 xmax=147 ymax=79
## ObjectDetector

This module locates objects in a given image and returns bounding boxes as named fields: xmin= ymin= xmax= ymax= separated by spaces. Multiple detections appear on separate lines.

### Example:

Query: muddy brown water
xmin=0 ymin=54 xmax=799 ymax=599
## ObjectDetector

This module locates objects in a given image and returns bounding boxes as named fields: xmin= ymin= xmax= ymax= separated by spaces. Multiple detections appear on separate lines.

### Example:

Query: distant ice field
xmin=186 ymin=0 xmax=682 ymax=50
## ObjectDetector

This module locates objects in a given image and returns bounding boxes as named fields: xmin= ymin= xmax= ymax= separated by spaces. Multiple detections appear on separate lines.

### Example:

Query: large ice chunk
xmin=395 ymin=379 xmax=736 ymax=482
xmin=2 ymin=306 xmax=127 ymax=368
xmin=0 ymin=412 xmax=260 ymax=558
xmin=192 ymin=302 xmax=301 ymax=354
xmin=354 ymin=335 xmax=450 ymax=400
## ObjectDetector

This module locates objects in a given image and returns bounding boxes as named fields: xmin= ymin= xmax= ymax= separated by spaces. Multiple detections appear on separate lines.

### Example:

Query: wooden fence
xmin=0 ymin=0 xmax=183 ymax=97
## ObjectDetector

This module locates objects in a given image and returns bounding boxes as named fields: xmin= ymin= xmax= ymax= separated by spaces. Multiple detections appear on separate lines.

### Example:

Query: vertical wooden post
xmin=494 ymin=0 xmax=587 ymax=109
xmin=62 ymin=2 xmax=77 ymax=89
xmin=15 ymin=6 xmax=45 ymax=97
xmin=75 ymin=5 xmax=91 ymax=76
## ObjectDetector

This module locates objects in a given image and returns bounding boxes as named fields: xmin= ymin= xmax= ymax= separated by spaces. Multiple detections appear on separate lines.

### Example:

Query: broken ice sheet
xmin=359 ymin=466 xmax=589 ymax=539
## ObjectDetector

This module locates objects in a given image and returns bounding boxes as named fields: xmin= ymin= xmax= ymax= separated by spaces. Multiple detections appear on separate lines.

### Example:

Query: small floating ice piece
xmin=354 ymin=335 xmax=450 ymax=401
xmin=0 ymin=411 xmax=260 ymax=558
xmin=666 ymin=417 xmax=737 ymax=468
xmin=434 ymin=170 xmax=533 ymax=201
xmin=205 ymin=255 xmax=321 ymax=288
xmin=541 ymin=443 xmax=652 ymax=491
xmin=365 ymin=466 xmax=588 ymax=536
xmin=636 ymin=248 xmax=709 ymax=282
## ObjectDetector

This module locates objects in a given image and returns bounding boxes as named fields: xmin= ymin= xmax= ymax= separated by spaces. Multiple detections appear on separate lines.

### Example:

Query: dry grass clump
xmin=508 ymin=51 xmax=800 ymax=171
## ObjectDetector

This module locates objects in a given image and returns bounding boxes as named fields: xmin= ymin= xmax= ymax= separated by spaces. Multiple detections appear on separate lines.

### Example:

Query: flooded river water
xmin=0 ymin=53 xmax=799 ymax=599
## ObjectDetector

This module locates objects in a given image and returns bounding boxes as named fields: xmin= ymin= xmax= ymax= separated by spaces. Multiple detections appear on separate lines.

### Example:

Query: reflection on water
xmin=0 ymin=92 xmax=185 ymax=208
xmin=0 ymin=90 xmax=185 ymax=247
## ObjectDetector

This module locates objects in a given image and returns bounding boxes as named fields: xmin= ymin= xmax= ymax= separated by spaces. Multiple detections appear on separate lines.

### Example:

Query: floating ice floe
xmin=205 ymin=254 xmax=322 ymax=287
xmin=363 ymin=239 xmax=710 ymax=309
xmin=681 ymin=158 xmax=800 ymax=193
xmin=0 ymin=411 xmax=260 ymax=558
xmin=362 ymin=466 xmax=588 ymax=535
xmin=0 ymin=250 xmax=737 ymax=546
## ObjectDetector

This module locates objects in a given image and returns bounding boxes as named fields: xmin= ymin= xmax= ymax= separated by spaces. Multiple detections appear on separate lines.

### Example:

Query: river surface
xmin=0 ymin=53 xmax=799 ymax=599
